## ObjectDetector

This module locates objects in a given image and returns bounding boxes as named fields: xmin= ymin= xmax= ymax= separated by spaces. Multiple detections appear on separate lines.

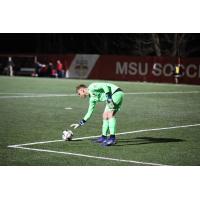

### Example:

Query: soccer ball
xmin=62 ymin=129 xmax=73 ymax=141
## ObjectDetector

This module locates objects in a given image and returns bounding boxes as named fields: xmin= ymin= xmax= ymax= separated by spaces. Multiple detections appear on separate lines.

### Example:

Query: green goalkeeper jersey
xmin=83 ymin=83 xmax=119 ymax=121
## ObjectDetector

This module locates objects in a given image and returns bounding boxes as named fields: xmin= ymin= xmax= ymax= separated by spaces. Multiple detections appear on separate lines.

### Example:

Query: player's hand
xmin=70 ymin=119 xmax=86 ymax=129
xmin=79 ymin=119 xmax=86 ymax=126
xmin=106 ymin=92 xmax=112 ymax=103
xmin=106 ymin=92 xmax=114 ymax=109
xmin=70 ymin=123 xmax=80 ymax=129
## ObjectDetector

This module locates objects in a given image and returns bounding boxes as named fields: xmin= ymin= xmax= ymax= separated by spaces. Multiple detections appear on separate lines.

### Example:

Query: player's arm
xmin=83 ymin=99 xmax=97 ymax=121
xmin=70 ymin=99 xmax=96 ymax=129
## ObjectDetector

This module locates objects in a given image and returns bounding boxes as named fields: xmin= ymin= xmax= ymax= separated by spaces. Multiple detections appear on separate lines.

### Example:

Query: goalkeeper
xmin=70 ymin=82 xmax=124 ymax=146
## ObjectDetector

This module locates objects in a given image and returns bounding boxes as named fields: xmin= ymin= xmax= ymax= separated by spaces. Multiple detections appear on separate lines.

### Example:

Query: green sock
xmin=102 ymin=119 xmax=109 ymax=136
xmin=108 ymin=117 xmax=116 ymax=135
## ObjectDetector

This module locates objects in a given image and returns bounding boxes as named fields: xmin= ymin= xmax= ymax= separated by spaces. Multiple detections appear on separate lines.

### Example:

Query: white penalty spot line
xmin=64 ymin=107 xmax=72 ymax=110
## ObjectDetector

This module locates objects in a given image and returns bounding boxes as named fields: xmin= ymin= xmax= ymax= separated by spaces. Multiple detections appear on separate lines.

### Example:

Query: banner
xmin=1 ymin=54 xmax=200 ymax=84
xmin=68 ymin=55 xmax=200 ymax=84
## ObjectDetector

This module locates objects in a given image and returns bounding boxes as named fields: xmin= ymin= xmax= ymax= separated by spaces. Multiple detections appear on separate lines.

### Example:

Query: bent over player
xmin=70 ymin=82 xmax=124 ymax=146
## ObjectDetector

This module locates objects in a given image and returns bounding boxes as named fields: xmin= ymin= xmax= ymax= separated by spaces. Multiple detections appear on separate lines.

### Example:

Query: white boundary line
xmin=8 ymin=123 xmax=200 ymax=148
xmin=0 ymin=92 xmax=55 ymax=94
xmin=1 ymin=91 xmax=200 ymax=99
xmin=8 ymin=123 xmax=200 ymax=166
xmin=125 ymin=91 xmax=200 ymax=95
xmin=0 ymin=94 xmax=76 ymax=98
xmin=13 ymin=146 xmax=165 ymax=166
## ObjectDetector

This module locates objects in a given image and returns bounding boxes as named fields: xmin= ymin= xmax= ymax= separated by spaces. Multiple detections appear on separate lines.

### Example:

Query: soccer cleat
xmin=95 ymin=135 xmax=107 ymax=143
xmin=102 ymin=136 xmax=117 ymax=146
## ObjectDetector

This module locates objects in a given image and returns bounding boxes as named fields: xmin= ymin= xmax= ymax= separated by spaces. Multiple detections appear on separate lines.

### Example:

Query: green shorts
xmin=104 ymin=91 xmax=124 ymax=112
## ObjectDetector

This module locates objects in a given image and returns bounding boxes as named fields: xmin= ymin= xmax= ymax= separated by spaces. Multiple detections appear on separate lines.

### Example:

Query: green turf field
xmin=0 ymin=76 xmax=200 ymax=165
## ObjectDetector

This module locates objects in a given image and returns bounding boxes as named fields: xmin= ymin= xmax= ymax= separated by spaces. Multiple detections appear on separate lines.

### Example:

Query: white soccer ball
xmin=62 ymin=130 xmax=73 ymax=141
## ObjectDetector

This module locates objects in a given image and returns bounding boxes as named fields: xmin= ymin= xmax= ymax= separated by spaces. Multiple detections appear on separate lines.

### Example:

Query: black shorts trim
xmin=112 ymin=88 xmax=123 ymax=95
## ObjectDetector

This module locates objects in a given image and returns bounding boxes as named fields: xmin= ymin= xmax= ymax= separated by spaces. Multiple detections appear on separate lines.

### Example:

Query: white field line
xmin=8 ymin=123 xmax=200 ymax=166
xmin=0 ymin=91 xmax=200 ymax=99
xmin=12 ymin=146 xmax=165 ymax=166
xmin=8 ymin=123 xmax=200 ymax=148
xmin=0 ymin=92 xmax=53 ymax=95
xmin=125 ymin=91 xmax=200 ymax=95
xmin=0 ymin=94 xmax=76 ymax=98
xmin=64 ymin=107 xmax=72 ymax=110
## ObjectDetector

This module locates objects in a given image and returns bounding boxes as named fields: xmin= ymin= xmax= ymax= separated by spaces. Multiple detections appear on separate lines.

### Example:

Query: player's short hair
xmin=76 ymin=84 xmax=87 ymax=93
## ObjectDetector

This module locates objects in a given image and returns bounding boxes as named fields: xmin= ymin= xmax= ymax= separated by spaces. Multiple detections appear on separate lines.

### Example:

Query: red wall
xmin=88 ymin=56 xmax=200 ymax=84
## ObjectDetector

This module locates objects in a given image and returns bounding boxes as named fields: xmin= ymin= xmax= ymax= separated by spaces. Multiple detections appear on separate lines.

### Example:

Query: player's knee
xmin=103 ymin=112 xmax=108 ymax=120
xmin=107 ymin=112 xmax=114 ymax=119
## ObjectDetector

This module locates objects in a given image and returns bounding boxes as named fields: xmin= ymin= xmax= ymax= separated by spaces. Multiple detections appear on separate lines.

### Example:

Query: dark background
xmin=0 ymin=33 xmax=200 ymax=57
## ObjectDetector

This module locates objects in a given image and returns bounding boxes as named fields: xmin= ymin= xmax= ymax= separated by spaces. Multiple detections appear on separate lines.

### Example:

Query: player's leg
xmin=95 ymin=111 xmax=109 ymax=143
xmin=96 ymin=109 xmax=116 ymax=143
xmin=9 ymin=66 xmax=13 ymax=77
xmin=104 ymin=91 xmax=124 ymax=146
xmin=102 ymin=111 xmax=117 ymax=146
xmin=175 ymin=75 xmax=179 ymax=84
xmin=108 ymin=91 xmax=124 ymax=135
xmin=107 ymin=111 xmax=116 ymax=135
xmin=102 ymin=112 xmax=109 ymax=136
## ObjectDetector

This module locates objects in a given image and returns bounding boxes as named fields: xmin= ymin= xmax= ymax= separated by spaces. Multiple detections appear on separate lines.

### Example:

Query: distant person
xmin=47 ymin=62 xmax=54 ymax=77
xmin=6 ymin=57 xmax=15 ymax=76
xmin=56 ymin=60 xmax=64 ymax=78
xmin=51 ymin=66 xmax=57 ymax=78
xmin=65 ymin=68 xmax=69 ymax=78
xmin=65 ymin=58 xmax=69 ymax=78
xmin=174 ymin=64 xmax=184 ymax=84
xmin=46 ymin=62 xmax=57 ymax=78
xmin=70 ymin=83 xmax=124 ymax=146
xmin=34 ymin=61 xmax=46 ymax=77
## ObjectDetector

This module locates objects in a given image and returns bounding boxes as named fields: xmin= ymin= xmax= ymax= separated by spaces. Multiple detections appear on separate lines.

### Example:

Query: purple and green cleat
xmin=102 ymin=135 xmax=117 ymax=146
xmin=95 ymin=135 xmax=107 ymax=143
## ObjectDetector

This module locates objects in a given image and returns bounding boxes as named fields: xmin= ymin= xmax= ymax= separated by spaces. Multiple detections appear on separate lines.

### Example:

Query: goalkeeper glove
xmin=106 ymin=92 xmax=114 ymax=109
xmin=70 ymin=119 xmax=86 ymax=129
xmin=106 ymin=92 xmax=112 ymax=103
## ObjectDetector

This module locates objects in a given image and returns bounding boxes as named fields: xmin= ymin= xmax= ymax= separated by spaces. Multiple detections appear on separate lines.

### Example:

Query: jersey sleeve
xmin=83 ymin=98 xmax=97 ymax=121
